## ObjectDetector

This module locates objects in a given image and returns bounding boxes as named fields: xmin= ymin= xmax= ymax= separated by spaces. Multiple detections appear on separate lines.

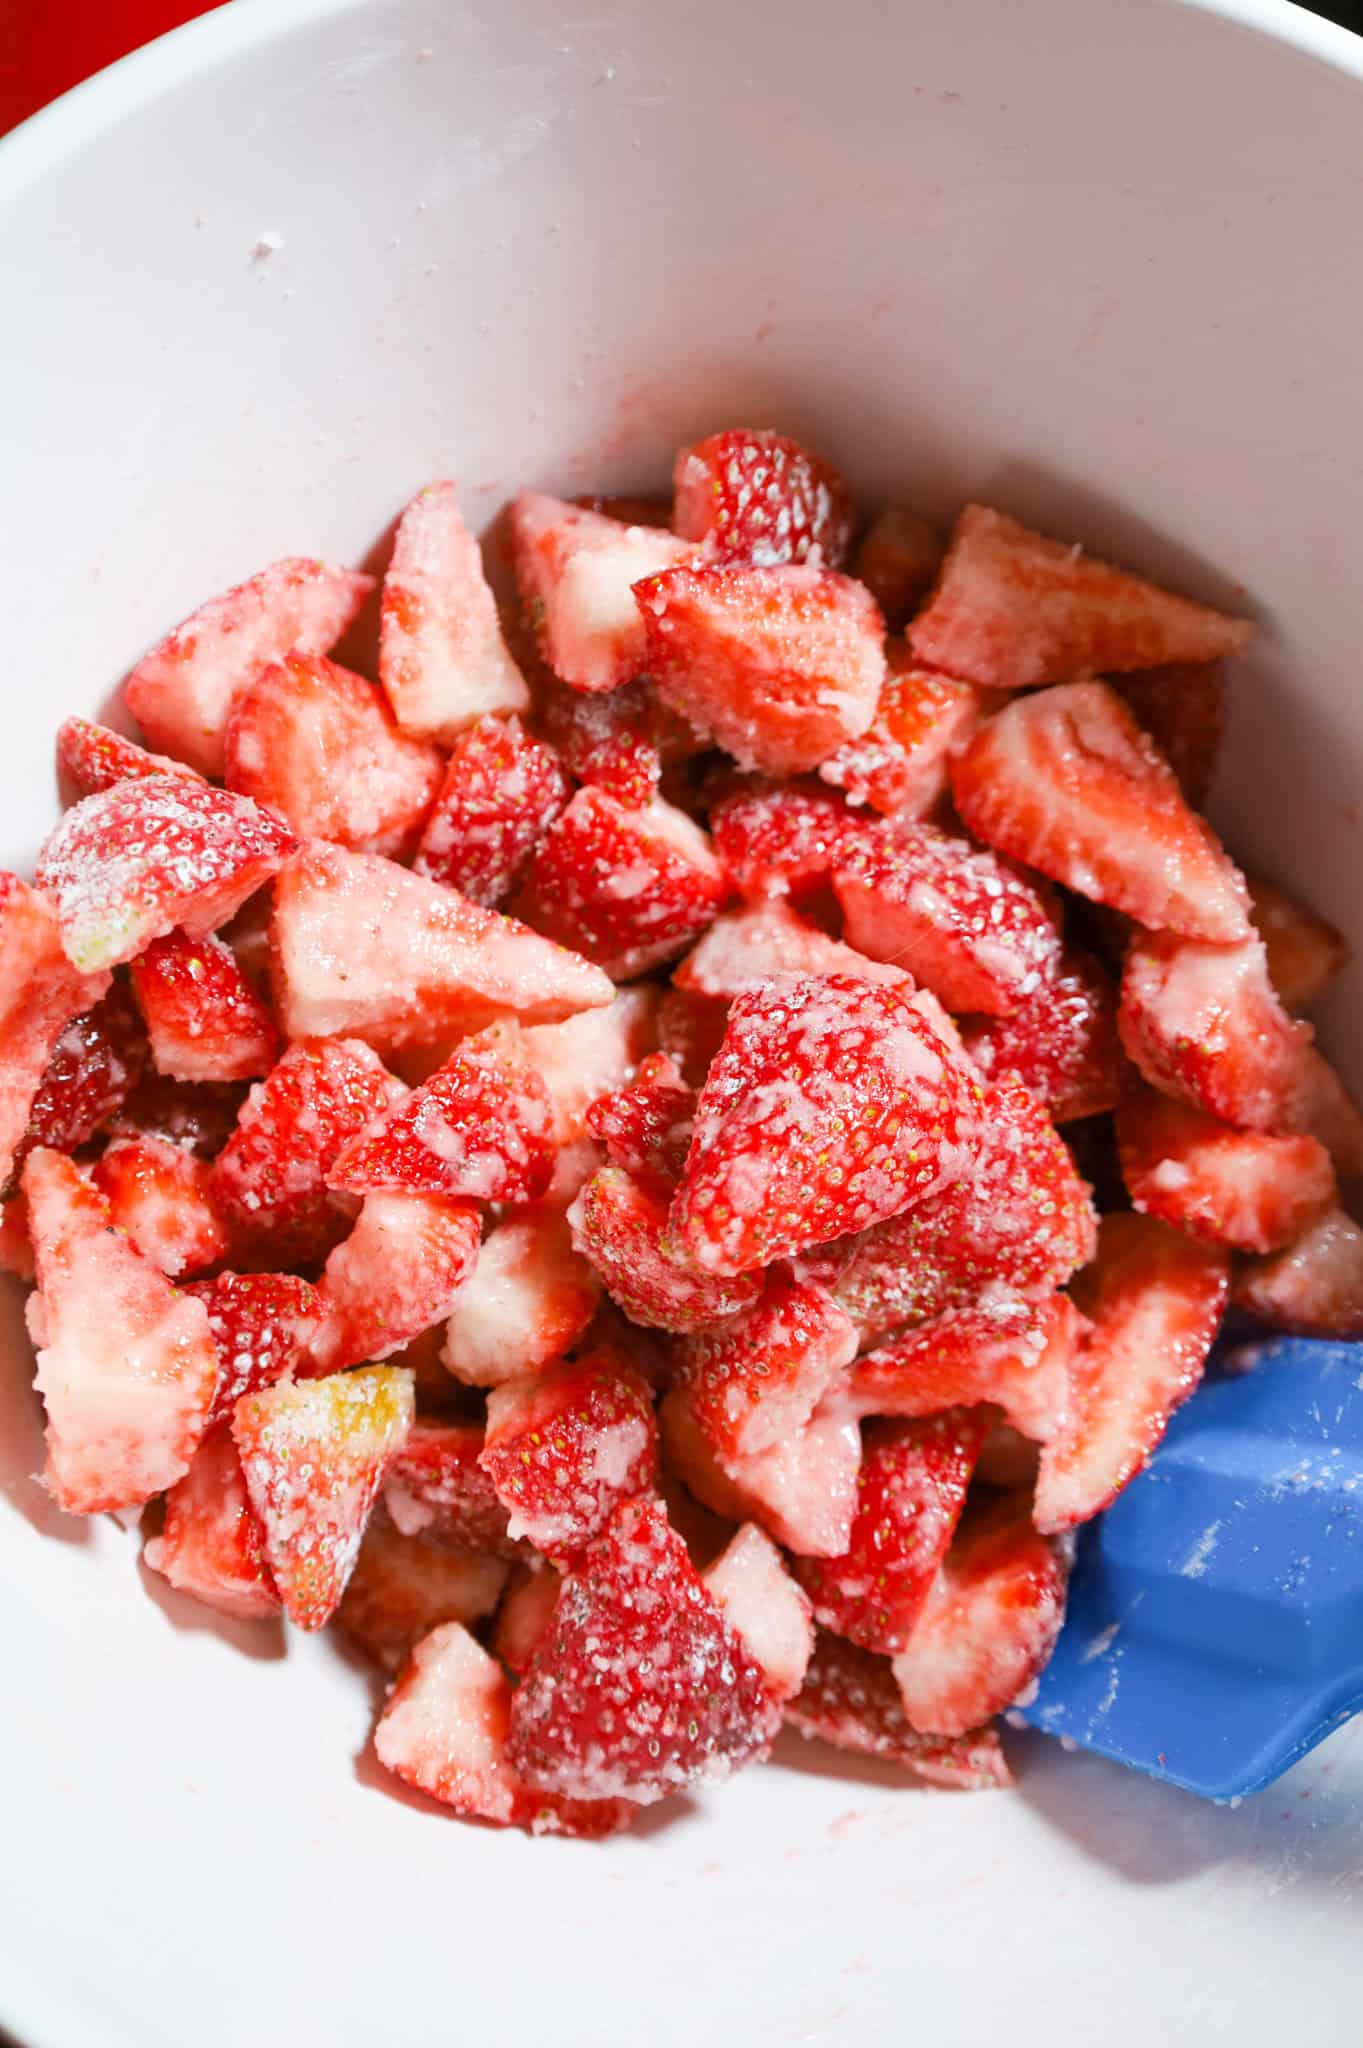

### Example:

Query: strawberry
xmin=521 ymin=986 xmax=660 ymax=1143
xmin=517 ymin=787 xmax=729 ymax=981
xmin=656 ymin=987 xmax=730 ymax=1087
xmin=311 ymin=1192 xmax=481 ymax=1373
xmin=143 ymin=1427 xmax=279 ymax=1621
xmin=23 ymin=1147 xmax=216 ymax=1513
xmin=481 ymin=1350 xmax=659 ymax=1553
xmin=659 ymin=1385 xmax=863 ymax=1558
xmin=1033 ymin=1213 xmax=1230 ymax=1533
xmin=585 ymin=1050 xmax=695 ymax=1195
xmin=124 ymin=556 xmax=375 ymax=777
xmin=1248 ymin=876 xmax=1348 ymax=1014
xmin=381 ymin=1421 xmax=518 ymax=1555
xmin=674 ymin=898 xmax=908 ymax=1002
xmin=671 ymin=428 xmax=856 ymax=568
xmin=852 ymin=506 xmax=945 ymax=629
xmin=375 ymin=1620 xmax=635 ymax=1835
xmin=36 ymin=774 xmax=298 ymax=973
xmin=819 ymin=653 xmax=985 ymax=817
xmin=209 ymin=1037 xmax=407 ymax=1267
xmin=1109 ymin=662 xmax=1227 ymax=808
xmin=128 ymin=928 xmax=280 ymax=1084
xmin=492 ymin=1564 xmax=563 ymax=1675
xmin=223 ymin=651 xmax=442 ymax=856
xmin=1116 ymin=1085 xmax=1336 ymax=1254
xmin=568 ymin=1166 xmax=762 ymax=1332
xmin=55 ymin=716 xmax=199 ymax=799
xmin=181 ymin=1269 xmax=324 ymax=1432
xmin=442 ymin=1206 xmax=601 ymax=1387
xmin=327 ymin=1022 xmax=555 ymax=1206
xmin=847 ymin=1294 xmax=1088 ymax=1444
xmin=951 ymin=683 xmax=1251 ymax=943
xmin=542 ymin=679 xmax=701 ymax=811
xmin=634 ymin=560 xmax=884 ymax=776
xmin=379 ymin=481 xmax=529 ymax=739
xmin=787 ymin=1631 xmax=1012 ymax=1788
xmin=674 ymin=1267 xmax=857 ymax=1459
xmin=795 ymin=1413 xmax=984 ymax=1656
xmin=1234 ymin=1209 xmax=1363 ymax=1338
xmin=833 ymin=820 xmax=1063 ymax=1015
xmin=92 ymin=1135 xmax=229 ymax=1279
xmin=270 ymin=841 xmax=614 ymax=1052
xmin=702 ymin=1523 xmax=814 ymax=1704
xmin=908 ymin=503 xmax=1254 ymax=689
xmin=109 ymin=1073 xmax=248 ymax=1160
xmin=335 ymin=1519 xmax=509 ymax=1670
xmin=961 ymin=946 xmax=1127 ymax=1123
xmin=0 ymin=876 xmax=112 ymax=1189
xmin=709 ymin=778 xmax=867 ymax=902
xmin=891 ymin=1496 xmax=1069 ymax=1734
xmin=232 ymin=1363 xmax=414 ymax=1629
xmin=511 ymin=491 xmax=692 ymax=693
xmin=11 ymin=978 xmax=147 ymax=1189
xmin=411 ymin=715 xmax=570 ymax=905
xmin=507 ymin=1495 xmax=779 ymax=1802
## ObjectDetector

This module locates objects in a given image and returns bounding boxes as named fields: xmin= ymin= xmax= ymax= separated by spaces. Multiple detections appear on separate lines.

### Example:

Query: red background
xmin=2 ymin=2 xmax=224 ymax=136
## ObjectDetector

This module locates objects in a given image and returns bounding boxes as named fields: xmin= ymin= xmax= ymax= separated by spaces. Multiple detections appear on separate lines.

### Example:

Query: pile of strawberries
xmin=6 ymin=428 xmax=1361 ymax=1836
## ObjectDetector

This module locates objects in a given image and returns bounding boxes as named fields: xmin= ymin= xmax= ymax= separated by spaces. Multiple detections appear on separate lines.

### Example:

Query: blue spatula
xmin=1018 ymin=1335 xmax=1363 ymax=1799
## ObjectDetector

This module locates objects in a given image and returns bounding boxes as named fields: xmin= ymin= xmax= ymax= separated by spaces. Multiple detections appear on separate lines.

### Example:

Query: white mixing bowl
xmin=3 ymin=2 xmax=1363 ymax=2042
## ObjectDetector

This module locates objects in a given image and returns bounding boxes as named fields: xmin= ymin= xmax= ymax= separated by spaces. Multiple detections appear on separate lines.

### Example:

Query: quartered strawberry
xmin=335 ymin=1518 xmax=509 ymax=1670
xmin=847 ymin=1294 xmax=1087 ymax=1445
xmin=674 ymin=898 xmax=908 ymax=1003
xmin=660 ymin=1384 xmax=863 ymax=1558
xmin=568 ymin=1166 xmax=762 ymax=1332
xmin=381 ymin=1421 xmax=518 ymax=1555
xmin=833 ymin=819 xmax=1063 ymax=1015
xmin=541 ymin=676 xmax=702 ymax=808
xmin=412 ymin=715 xmax=570 ymax=905
xmin=656 ymin=987 xmax=730 ymax=1088
xmin=109 ymin=1072 xmax=247 ymax=1160
xmin=671 ymin=428 xmax=856 ymax=568
xmin=224 ymin=651 xmax=442 ymax=856
xmin=311 ymin=1192 xmax=481 ymax=1373
xmin=1248 ymin=876 xmax=1349 ymax=1014
xmin=270 ymin=841 xmax=614 ymax=1053
xmin=327 ymin=1022 xmax=555 ymax=1206
xmin=961 ymin=945 xmax=1127 ymax=1123
xmin=186 ymin=1269 xmax=323 ymax=1430
xmin=375 ymin=1620 xmax=635 ymax=1836
xmin=702 ymin=1523 xmax=814 ymax=1704
xmin=143 ymin=1426 xmax=279 ymax=1621
xmin=0 ymin=876 xmax=112 ymax=1189
xmin=951 ymin=682 xmax=1251 ymax=943
xmin=1234 ymin=1209 xmax=1363 ymax=1338
xmin=442 ymin=1206 xmax=601 ymax=1387
xmin=521 ymin=986 xmax=660 ymax=1143
xmin=36 ymin=774 xmax=298 ymax=973
xmin=851 ymin=506 xmax=945 ymax=630
xmin=709 ymin=778 xmax=868 ymax=901
xmin=23 ymin=1146 xmax=216 ymax=1513
xmin=481 ymin=1351 xmax=659 ymax=1553
xmin=1109 ymin=662 xmax=1227 ymax=808
xmin=891 ymin=1496 xmax=1069 ymax=1734
xmin=908 ymin=504 xmax=1254 ymax=689
xmin=511 ymin=491 xmax=692 ymax=693
xmin=819 ymin=653 xmax=985 ymax=817
xmin=92 ymin=1135 xmax=229 ymax=1279
xmin=585 ymin=1051 xmax=695 ymax=1195
xmin=674 ymin=1267 xmax=857 ymax=1460
xmin=124 ymin=556 xmax=375 ymax=777
xmin=507 ymin=1495 xmax=779 ymax=1803
xmin=209 ymin=1037 xmax=407 ymax=1267
xmin=1033 ymin=1212 xmax=1230 ymax=1533
xmin=129 ymin=928 xmax=280 ymax=1084
xmin=787 ymin=1631 xmax=1012 ymax=1788
xmin=634 ymin=560 xmax=884 ymax=776
xmin=1116 ymin=1086 xmax=1336 ymax=1254
xmin=492 ymin=1564 xmax=564 ymax=1675
xmin=10 ymin=977 xmax=146 ymax=1191
xmin=56 ymin=716 xmax=200 ymax=799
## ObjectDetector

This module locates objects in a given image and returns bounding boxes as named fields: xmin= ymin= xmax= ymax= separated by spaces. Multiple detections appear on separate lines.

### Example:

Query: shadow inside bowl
xmin=136 ymin=1548 xmax=288 ymax=1661
xmin=0 ymin=1278 xmax=88 ymax=1546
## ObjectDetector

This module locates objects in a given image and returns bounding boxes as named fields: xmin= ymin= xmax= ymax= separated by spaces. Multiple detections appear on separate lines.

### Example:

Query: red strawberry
xmin=961 ymin=946 xmax=1126 ymax=1123
xmin=507 ymin=1495 xmax=779 ymax=1802
xmin=92 ymin=1135 xmax=228 ymax=1279
xmin=659 ymin=1385 xmax=863 ymax=1558
xmin=129 ymin=928 xmax=280 ymax=1084
xmin=586 ymin=1051 xmax=695 ymax=1195
xmin=833 ymin=819 xmax=1063 ymax=1015
xmin=492 ymin=1564 xmax=563 ymax=1675
xmin=674 ymin=1267 xmax=857 ymax=1459
xmin=56 ymin=716 xmax=200 ymax=799
xmin=847 ymin=1294 xmax=1087 ymax=1445
xmin=412 ymin=715 xmax=570 ymax=905
xmin=517 ymin=786 xmax=729 ymax=981
xmin=1109 ymin=662 xmax=1227 ymax=808
xmin=787 ymin=1631 xmax=1012 ymax=1788
xmin=1234 ymin=1209 xmax=1363 ymax=1338
xmin=481 ymin=1351 xmax=659 ymax=1553
xmin=381 ymin=1421 xmax=518 ymax=1555
xmin=209 ymin=1037 xmax=407 ymax=1267
xmin=521 ymin=986 xmax=660 ymax=1143
xmin=11 ymin=978 xmax=147 ymax=1188
xmin=634 ymin=560 xmax=884 ymax=776
xmin=675 ymin=898 xmax=908 ymax=1003
xmin=568 ymin=1166 xmax=762 ymax=1332
xmin=23 ymin=1146 xmax=217 ymax=1513
xmin=511 ymin=491 xmax=692 ymax=693
xmin=442 ymin=1206 xmax=601 ymax=1387
xmin=1033 ymin=1213 xmax=1230 ymax=1533
xmin=1116 ymin=1086 xmax=1336 ymax=1254
xmin=908 ymin=503 xmax=1254 ymax=689
xmin=312 ymin=1192 xmax=481 ymax=1373
xmin=0 ymin=876 xmax=112 ymax=1188
xmin=671 ymin=428 xmax=856 ymax=569
xmin=951 ymin=683 xmax=1251 ymax=942
xmin=542 ymin=678 xmax=701 ymax=811
xmin=702 ymin=1523 xmax=814 ymax=1704
xmin=270 ymin=841 xmax=613 ymax=1052
xmin=852 ymin=506 xmax=945 ymax=629
xmin=336 ymin=1519 xmax=508 ymax=1670
xmin=124 ymin=556 xmax=375 ymax=777
xmin=709 ymin=778 xmax=867 ymax=902
xmin=187 ymin=1270 xmax=323 ymax=1432
xmin=109 ymin=1072 xmax=248 ymax=1160
xmin=819 ymin=653 xmax=985 ymax=817
xmin=143 ymin=1427 xmax=279 ymax=1621
xmin=1248 ymin=876 xmax=1349 ymax=1014
xmin=891 ymin=1496 xmax=1069 ymax=1734
xmin=656 ymin=987 xmax=730 ymax=1088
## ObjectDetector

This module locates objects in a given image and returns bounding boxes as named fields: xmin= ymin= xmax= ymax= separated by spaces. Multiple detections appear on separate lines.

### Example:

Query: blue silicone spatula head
xmin=1019 ymin=1336 xmax=1363 ymax=1799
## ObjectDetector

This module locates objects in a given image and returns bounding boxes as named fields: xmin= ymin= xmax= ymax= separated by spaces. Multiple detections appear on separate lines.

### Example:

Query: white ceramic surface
xmin=4 ymin=2 xmax=1363 ymax=2042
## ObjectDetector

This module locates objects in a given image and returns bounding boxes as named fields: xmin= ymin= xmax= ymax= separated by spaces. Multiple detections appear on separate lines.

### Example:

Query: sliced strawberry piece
xmin=634 ymin=560 xmax=884 ymax=776
xmin=909 ymin=504 xmax=1254 ymax=689
xmin=671 ymin=428 xmax=856 ymax=568
xmin=312 ymin=1192 xmax=481 ymax=1373
xmin=492 ymin=1565 xmax=563 ymax=1675
xmin=961 ymin=946 xmax=1126 ymax=1123
xmin=659 ymin=1385 xmax=862 ymax=1558
xmin=656 ymin=987 xmax=730 ymax=1088
xmin=335 ymin=1518 xmax=509 ymax=1669
xmin=511 ymin=491 xmax=692 ymax=694
xmin=1109 ymin=661 xmax=1227 ymax=808
xmin=129 ymin=928 xmax=280 ymax=1084
xmin=819 ymin=653 xmax=985 ymax=817
xmin=143 ymin=1426 xmax=279 ymax=1620
xmin=833 ymin=820 xmax=1063 ymax=1015
xmin=709 ymin=778 xmax=867 ymax=902
xmin=1248 ymin=876 xmax=1349 ymax=1014
xmin=23 ymin=1146 xmax=216 ymax=1513
xmin=848 ymin=1294 xmax=1087 ymax=1446
xmin=521 ymin=986 xmax=660 ymax=1143
xmin=0 ymin=876 xmax=112 ymax=1189
xmin=674 ymin=1268 xmax=857 ymax=1460
xmin=232 ymin=1363 xmax=414 ymax=1629
xmin=507 ymin=1495 xmax=779 ymax=1802
xmin=542 ymin=679 xmax=701 ymax=811
xmin=209 ymin=1037 xmax=407 ymax=1267
xmin=381 ymin=1421 xmax=518 ymax=1555
xmin=124 ymin=557 xmax=375 ymax=776
xmin=1033 ymin=1212 xmax=1230 ymax=1533
xmin=891 ymin=1497 xmax=1067 ymax=1734
xmin=517 ymin=786 xmax=729 ymax=981
xmin=56 ymin=716 xmax=200 ymax=799
xmin=852 ymin=507 xmax=944 ymax=629
xmin=568 ymin=1166 xmax=762 ymax=1332
xmin=182 ymin=1269 xmax=323 ymax=1431
xmin=1234 ymin=1209 xmax=1363 ymax=1337
xmin=92 ymin=1135 xmax=228 ymax=1279
xmin=327 ymin=1022 xmax=555 ymax=1206
xmin=1116 ymin=1086 xmax=1336 ymax=1254
xmin=110 ymin=1073 xmax=248 ymax=1160
xmin=481 ymin=1351 xmax=659 ymax=1553
xmin=585 ymin=1050 xmax=695 ymax=1196
xmin=701 ymin=1523 xmax=813 ymax=1703
xmin=675 ymin=898 xmax=908 ymax=1003
xmin=12 ymin=978 xmax=147 ymax=1189
xmin=787 ymin=1630 xmax=1012 ymax=1787
xmin=271 ymin=841 xmax=613 ymax=1053
xmin=412 ymin=714 xmax=570 ymax=905
xmin=442 ymin=1206 xmax=601 ymax=1388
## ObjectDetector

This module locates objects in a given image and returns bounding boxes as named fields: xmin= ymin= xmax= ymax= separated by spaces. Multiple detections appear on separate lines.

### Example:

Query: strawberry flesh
xmin=129 ymin=927 xmax=280 ymax=1083
xmin=412 ymin=714 xmax=570 ymax=905
xmin=671 ymin=428 xmax=856 ymax=568
xmin=787 ymin=1630 xmax=1012 ymax=1788
xmin=481 ymin=1350 xmax=660 ymax=1553
xmin=144 ymin=1426 xmax=279 ymax=1620
xmin=1116 ymin=1085 xmax=1336 ymax=1253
